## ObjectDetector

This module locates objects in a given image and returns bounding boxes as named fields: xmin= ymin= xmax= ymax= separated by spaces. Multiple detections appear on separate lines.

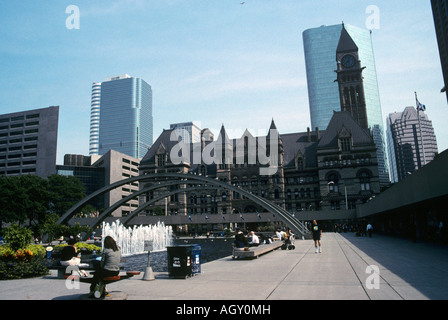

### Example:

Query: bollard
xmin=142 ymin=241 xmax=155 ymax=281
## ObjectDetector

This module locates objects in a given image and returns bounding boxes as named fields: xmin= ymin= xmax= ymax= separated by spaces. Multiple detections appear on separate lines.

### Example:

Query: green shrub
xmin=53 ymin=242 xmax=101 ymax=254
xmin=0 ymin=244 xmax=48 ymax=280
xmin=3 ymin=225 xmax=33 ymax=251
xmin=75 ymin=242 xmax=101 ymax=254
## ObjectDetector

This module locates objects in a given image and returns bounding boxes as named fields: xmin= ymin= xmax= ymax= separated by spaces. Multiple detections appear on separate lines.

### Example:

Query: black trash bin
xmin=167 ymin=245 xmax=201 ymax=279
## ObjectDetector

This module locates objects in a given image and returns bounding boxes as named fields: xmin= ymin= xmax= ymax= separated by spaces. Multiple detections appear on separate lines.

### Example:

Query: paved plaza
xmin=1 ymin=232 xmax=448 ymax=300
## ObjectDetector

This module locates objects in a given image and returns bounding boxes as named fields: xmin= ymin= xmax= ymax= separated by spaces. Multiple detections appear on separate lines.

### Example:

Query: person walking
xmin=366 ymin=223 xmax=373 ymax=238
xmin=311 ymin=220 xmax=322 ymax=253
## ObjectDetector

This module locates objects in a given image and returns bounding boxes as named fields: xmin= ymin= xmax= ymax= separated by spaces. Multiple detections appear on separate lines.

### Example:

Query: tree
xmin=47 ymin=174 xmax=86 ymax=217
xmin=38 ymin=212 xmax=60 ymax=242
xmin=19 ymin=175 xmax=49 ymax=227
xmin=0 ymin=175 xmax=50 ymax=229
xmin=0 ymin=176 xmax=27 ymax=227
xmin=154 ymin=206 xmax=164 ymax=216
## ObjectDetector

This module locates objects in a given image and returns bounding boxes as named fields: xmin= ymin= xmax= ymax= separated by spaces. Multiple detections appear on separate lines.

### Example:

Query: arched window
xmin=296 ymin=157 xmax=304 ymax=171
xmin=327 ymin=173 xmax=339 ymax=193
xmin=274 ymin=189 xmax=280 ymax=199
xmin=344 ymin=87 xmax=350 ymax=105
xmin=350 ymin=86 xmax=356 ymax=106
xmin=359 ymin=171 xmax=371 ymax=191
xmin=339 ymin=137 xmax=351 ymax=151
xmin=157 ymin=153 xmax=166 ymax=167
xmin=356 ymin=86 xmax=363 ymax=104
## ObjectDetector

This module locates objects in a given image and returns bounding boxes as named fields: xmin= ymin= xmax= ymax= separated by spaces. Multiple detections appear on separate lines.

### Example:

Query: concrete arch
xmin=57 ymin=173 xmax=309 ymax=238
xmin=89 ymin=180 xmax=210 ymax=229
xmin=121 ymin=185 xmax=226 ymax=226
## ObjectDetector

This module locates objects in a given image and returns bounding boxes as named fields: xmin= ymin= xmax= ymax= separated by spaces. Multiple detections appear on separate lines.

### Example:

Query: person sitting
xmin=89 ymin=236 xmax=121 ymax=298
xmin=60 ymin=237 xmax=88 ymax=276
xmin=275 ymin=229 xmax=283 ymax=241
xmin=234 ymin=229 xmax=249 ymax=249
xmin=248 ymin=231 xmax=260 ymax=247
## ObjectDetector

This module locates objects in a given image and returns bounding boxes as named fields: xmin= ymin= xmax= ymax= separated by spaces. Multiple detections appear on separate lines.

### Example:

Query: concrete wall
xmin=357 ymin=149 xmax=448 ymax=218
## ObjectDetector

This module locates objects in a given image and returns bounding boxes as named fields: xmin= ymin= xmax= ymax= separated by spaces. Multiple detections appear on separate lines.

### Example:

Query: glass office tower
xmin=96 ymin=74 xmax=153 ymax=159
xmin=303 ymin=24 xmax=389 ymax=185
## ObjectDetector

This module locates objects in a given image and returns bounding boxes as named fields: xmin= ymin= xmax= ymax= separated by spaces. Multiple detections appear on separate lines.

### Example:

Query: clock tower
xmin=335 ymin=24 xmax=368 ymax=129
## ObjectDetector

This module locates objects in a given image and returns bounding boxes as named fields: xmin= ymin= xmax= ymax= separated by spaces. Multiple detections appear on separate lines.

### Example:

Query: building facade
xmin=0 ymin=106 xmax=59 ymax=178
xmin=92 ymin=74 xmax=153 ymax=158
xmin=57 ymin=150 xmax=140 ymax=217
xmin=89 ymin=82 xmax=101 ymax=155
xmin=386 ymin=106 xmax=438 ymax=183
xmin=170 ymin=121 xmax=202 ymax=144
xmin=335 ymin=25 xmax=368 ymax=129
xmin=137 ymin=112 xmax=380 ymax=227
xmin=303 ymin=23 xmax=389 ymax=185
xmin=431 ymin=0 xmax=448 ymax=102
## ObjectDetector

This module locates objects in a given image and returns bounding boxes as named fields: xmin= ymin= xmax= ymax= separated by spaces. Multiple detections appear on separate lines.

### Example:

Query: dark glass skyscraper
xmin=92 ymin=74 xmax=153 ymax=159
xmin=431 ymin=0 xmax=448 ymax=102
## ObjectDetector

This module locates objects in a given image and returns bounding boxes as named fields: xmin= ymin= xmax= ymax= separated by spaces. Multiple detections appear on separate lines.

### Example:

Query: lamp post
xmin=328 ymin=181 xmax=348 ymax=210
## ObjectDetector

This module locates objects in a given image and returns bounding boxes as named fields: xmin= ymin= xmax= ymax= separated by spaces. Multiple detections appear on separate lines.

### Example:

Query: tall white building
xmin=89 ymin=82 xmax=101 ymax=155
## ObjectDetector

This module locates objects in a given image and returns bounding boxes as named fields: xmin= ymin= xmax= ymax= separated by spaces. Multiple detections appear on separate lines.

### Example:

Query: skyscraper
xmin=0 ymin=106 xmax=59 ymax=178
xmin=170 ymin=121 xmax=202 ymax=143
xmin=386 ymin=106 xmax=438 ymax=183
xmin=303 ymin=23 xmax=389 ymax=185
xmin=431 ymin=0 xmax=448 ymax=102
xmin=91 ymin=74 xmax=153 ymax=159
xmin=89 ymin=82 xmax=101 ymax=155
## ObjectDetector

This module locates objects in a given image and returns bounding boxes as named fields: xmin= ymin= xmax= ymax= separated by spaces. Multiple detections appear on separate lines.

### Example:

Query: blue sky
xmin=0 ymin=0 xmax=446 ymax=165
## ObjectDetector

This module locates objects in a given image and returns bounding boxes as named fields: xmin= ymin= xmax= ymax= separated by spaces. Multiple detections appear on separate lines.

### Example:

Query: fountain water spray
xmin=102 ymin=220 xmax=173 ymax=256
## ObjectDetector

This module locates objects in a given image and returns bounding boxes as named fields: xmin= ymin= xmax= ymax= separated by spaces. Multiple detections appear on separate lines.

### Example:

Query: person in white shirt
xmin=366 ymin=223 xmax=373 ymax=238
xmin=275 ymin=230 xmax=282 ymax=241
xmin=249 ymin=231 xmax=260 ymax=247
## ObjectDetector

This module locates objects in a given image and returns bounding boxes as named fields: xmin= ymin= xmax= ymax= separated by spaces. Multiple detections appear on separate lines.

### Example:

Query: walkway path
xmin=1 ymin=233 xmax=447 ymax=300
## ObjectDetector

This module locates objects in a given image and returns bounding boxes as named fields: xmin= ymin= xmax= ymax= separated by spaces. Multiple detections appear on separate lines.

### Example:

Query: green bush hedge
xmin=0 ymin=244 xmax=48 ymax=280
xmin=53 ymin=242 xmax=102 ymax=254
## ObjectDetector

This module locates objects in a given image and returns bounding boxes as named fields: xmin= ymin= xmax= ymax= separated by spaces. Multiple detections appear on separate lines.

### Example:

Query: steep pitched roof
xmin=216 ymin=124 xmax=232 ymax=146
xmin=281 ymin=132 xmax=321 ymax=169
xmin=317 ymin=111 xmax=373 ymax=149
xmin=336 ymin=23 xmax=358 ymax=54
xmin=141 ymin=129 xmax=179 ymax=164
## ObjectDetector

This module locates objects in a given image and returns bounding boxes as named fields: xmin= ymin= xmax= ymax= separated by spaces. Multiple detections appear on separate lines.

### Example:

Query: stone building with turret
xmin=137 ymin=111 xmax=380 ymax=229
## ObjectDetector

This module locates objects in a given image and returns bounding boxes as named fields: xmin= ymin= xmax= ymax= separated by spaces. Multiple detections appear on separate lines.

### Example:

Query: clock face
xmin=341 ymin=55 xmax=356 ymax=68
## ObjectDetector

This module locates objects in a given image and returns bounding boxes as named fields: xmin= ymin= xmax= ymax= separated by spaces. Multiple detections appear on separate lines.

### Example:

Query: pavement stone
xmin=1 ymin=232 xmax=448 ymax=300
